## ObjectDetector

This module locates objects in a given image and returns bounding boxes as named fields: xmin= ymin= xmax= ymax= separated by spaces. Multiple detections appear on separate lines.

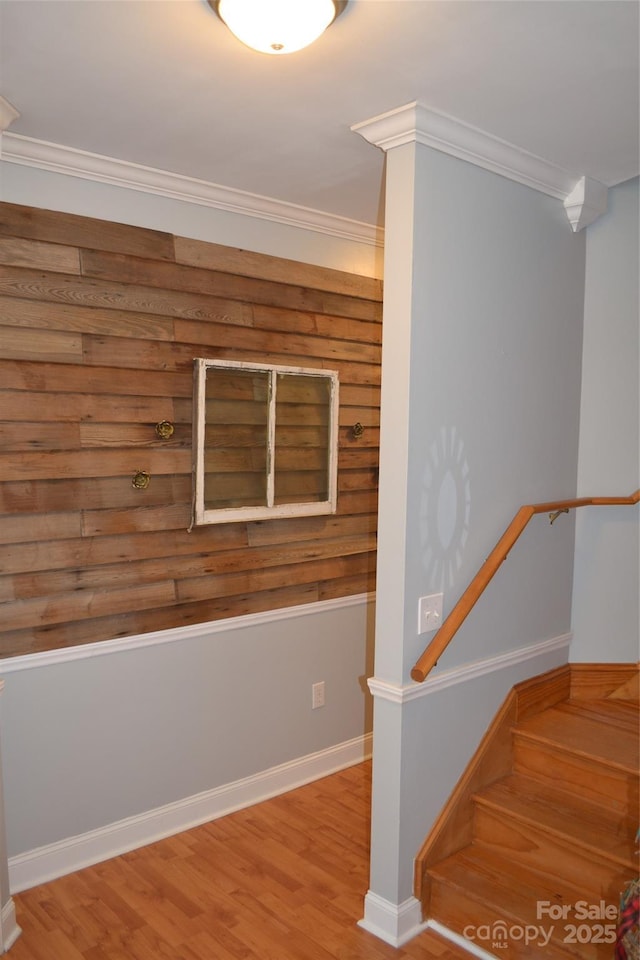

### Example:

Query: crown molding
xmin=563 ymin=175 xmax=608 ymax=232
xmin=2 ymin=133 xmax=383 ymax=247
xmin=0 ymin=97 xmax=19 ymax=133
xmin=0 ymin=97 xmax=20 ymax=163
xmin=352 ymin=101 xmax=607 ymax=232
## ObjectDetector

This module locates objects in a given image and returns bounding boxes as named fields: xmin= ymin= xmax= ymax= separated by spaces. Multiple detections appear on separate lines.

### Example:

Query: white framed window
xmin=192 ymin=358 xmax=339 ymax=525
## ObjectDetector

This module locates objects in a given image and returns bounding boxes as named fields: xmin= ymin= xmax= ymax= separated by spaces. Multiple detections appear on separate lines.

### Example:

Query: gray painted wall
xmin=571 ymin=176 xmax=639 ymax=662
xmin=0 ymin=599 xmax=374 ymax=859
xmin=368 ymin=140 xmax=586 ymax=906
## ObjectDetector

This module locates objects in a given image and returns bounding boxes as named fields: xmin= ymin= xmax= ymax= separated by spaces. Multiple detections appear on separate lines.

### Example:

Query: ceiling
xmin=1 ymin=0 xmax=638 ymax=228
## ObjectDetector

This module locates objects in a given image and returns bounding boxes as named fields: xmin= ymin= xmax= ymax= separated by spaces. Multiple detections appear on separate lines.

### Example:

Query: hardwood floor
xmin=8 ymin=762 xmax=469 ymax=960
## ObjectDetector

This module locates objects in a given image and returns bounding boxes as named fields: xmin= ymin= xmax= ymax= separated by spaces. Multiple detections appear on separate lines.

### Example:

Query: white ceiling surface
xmin=1 ymin=0 xmax=638 ymax=228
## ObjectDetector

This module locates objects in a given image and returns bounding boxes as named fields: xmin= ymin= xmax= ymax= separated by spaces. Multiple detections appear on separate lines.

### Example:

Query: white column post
xmin=0 ymin=682 xmax=20 ymax=953
xmin=351 ymin=100 xmax=600 ymax=948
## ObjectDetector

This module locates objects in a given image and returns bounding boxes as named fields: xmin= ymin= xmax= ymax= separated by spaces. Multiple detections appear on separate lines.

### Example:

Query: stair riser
xmin=474 ymin=807 xmax=633 ymax=903
xmin=513 ymin=738 xmax=638 ymax=813
xmin=429 ymin=879 xmax=595 ymax=960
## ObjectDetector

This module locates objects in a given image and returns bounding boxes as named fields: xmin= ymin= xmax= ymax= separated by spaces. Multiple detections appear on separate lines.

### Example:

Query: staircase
xmin=416 ymin=664 xmax=639 ymax=959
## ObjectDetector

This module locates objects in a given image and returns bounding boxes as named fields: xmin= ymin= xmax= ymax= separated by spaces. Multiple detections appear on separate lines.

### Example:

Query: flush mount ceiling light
xmin=211 ymin=0 xmax=347 ymax=55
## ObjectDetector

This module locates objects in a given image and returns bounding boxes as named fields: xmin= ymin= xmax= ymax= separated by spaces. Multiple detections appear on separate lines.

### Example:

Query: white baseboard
xmin=1 ymin=897 xmax=21 ymax=953
xmin=358 ymin=892 xmax=429 ymax=947
xmin=9 ymin=732 xmax=372 ymax=894
xmin=358 ymin=895 xmax=496 ymax=956
xmin=427 ymin=919 xmax=497 ymax=958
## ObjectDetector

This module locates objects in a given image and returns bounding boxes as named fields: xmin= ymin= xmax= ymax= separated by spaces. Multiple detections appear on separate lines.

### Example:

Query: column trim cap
xmin=351 ymin=101 xmax=607 ymax=232
xmin=0 ymin=97 xmax=19 ymax=133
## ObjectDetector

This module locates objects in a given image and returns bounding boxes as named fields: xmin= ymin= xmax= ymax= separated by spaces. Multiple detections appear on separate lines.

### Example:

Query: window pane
xmin=274 ymin=373 xmax=330 ymax=505
xmin=204 ymin=367 xmax=269 ymax=510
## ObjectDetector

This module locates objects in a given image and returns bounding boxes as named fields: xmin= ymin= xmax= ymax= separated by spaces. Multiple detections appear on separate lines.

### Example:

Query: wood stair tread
xmin=515 ymin=702 xmax=639 ymax=772
xmin=561 ymin=697 xmax=640 ymax=731
xmin=475 ymin=773 xmax=638 ymax=869
xmin=420 ymin=668 xmax=639 ymax=958
xmin=429 ymin=844 xmax=614 ymax=959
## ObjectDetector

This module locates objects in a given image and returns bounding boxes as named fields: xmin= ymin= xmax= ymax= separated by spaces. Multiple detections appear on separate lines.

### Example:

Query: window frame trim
xmin=193 ymin=358 xmax=340 ymax=525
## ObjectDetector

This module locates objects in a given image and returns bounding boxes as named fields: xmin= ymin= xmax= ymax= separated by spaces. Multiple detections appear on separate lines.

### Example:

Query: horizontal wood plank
xmin=0 ymin=202 xmax=381 ymax=655
xmin=1 ymin=524 xmax=247 ymax=576
xmin=82 ymin=333 xmax=380 ymax=385
xmin=1 ymin=581 xmax=177 ymax=632
xmin=0 ymin=512 xmax=82 ymax=545
xmin=81 ymin=503 xmax=192 ymax=537
xmin=0 ymin=475 xmax=192 ymax=514
xmin=0 ymin=359 xmax=192 ymax=397
xmin=0 ymin=390 xmax=179 ymax=424
xmin=0 ymin=202 xmax=176 ymax=260
xmin=173 ymin=235 xmax=382 ymax=300
xmin=0 ymin=265 xmax=254 ymax=326
xmin=0 ymin=422 xmax=81 ymax=451
xmin=0 ymin=534 xmax=374 ymax=603
xmin=250 ymin=302 xmax=381 ymax=343
xmin=81 ymin=249 xmax=382 ymax=321
xmin=0 ymin=295 xmax=175 ymax=340
xmin=176 ymin=552 xmax=373 ymax=603
xmin=0 ymin=583 xmax=324 ymax=656
xmin=0 ymin=449 xmax=191 ymax=481
xmin=0 ymin=236 xmax=81 ymax=274
xmin=78 ymin=423 xmax=191 ymax=449
xmin=0 ymin=325 xmax=83 ymax=363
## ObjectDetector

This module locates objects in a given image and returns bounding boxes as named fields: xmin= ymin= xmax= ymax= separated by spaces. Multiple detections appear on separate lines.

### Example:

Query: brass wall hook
xmin=549 ymin=508 xmax=569 ymax=524
xmin=351 ymin=422 xmax=364 ymax=440
xmin=155 ymin=420 xmax=174 ymax=439
xmin=132 ymin=471 xmax=150 ymax=489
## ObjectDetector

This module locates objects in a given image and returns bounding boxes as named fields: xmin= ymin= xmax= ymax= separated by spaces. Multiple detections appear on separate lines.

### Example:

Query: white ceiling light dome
xmin=213 ymin=0 xmax=347 ymax=55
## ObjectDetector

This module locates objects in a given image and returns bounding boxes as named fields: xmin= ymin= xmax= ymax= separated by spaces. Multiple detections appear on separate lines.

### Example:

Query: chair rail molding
xmin=351 ymin=100 xmax=608 ymax=233
xmin=368 ymin=632 xmax=571 ymax=705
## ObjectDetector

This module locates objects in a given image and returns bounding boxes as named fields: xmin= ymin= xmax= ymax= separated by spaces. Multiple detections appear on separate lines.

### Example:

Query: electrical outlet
xmin=418 ymin=593 xmax=443 ymax=635
xmin=312 ymin=681 xmax=325 ymax=709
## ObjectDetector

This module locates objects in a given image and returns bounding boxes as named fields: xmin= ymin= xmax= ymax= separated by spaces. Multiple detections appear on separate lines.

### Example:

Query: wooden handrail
xmin=411 ymin=490 xmax=640 ymax=683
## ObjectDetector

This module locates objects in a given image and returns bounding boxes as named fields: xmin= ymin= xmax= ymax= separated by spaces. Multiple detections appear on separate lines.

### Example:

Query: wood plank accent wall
xmin=0 ymin=202 xmax=382 ymax=657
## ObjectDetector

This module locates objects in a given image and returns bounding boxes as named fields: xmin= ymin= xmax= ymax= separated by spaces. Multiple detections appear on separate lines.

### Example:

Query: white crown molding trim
xmin=359 ymin=892 xmax=429 ymax=947
xmin=1 ymin=897 xmax=22 ymax=952
xmin=2 ymin=133 xmax=383 ymax=247
xmin=9 ymin=731 xmax=372 ymax=894
xmin=0 ymin=592 xmax=374 ymax=674
xmin=367 ymin=632 xmax=571 ymax=704
xmin=351 ymin=101 xmax=607 ymax=231
xmin=563 ymin=175 xmax=609 ymax=232
xmin=0 ymin=98 xmax=19 ymax=133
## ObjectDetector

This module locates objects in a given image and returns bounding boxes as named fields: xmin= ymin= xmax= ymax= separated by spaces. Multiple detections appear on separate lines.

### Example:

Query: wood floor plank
xmin=9 ymin=763 xmax=471 ymax=960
